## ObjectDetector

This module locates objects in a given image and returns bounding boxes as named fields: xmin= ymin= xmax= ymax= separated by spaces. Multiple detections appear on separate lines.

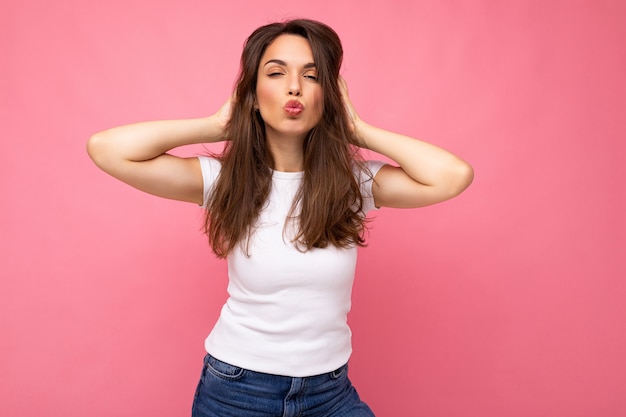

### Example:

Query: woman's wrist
xmin=203 ymin=115 xmax=228 ymax=143
xmin=352 ymin=119 xmax=372 ymax=149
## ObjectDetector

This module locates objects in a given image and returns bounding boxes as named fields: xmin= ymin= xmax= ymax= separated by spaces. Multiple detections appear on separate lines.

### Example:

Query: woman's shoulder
xmin=198 ymin=156 xmax=223 ymax=208
xmin=352 ymin=160 xmax=387 ymax=181
xmin=198 ymin=155 xmax=223 ymax=175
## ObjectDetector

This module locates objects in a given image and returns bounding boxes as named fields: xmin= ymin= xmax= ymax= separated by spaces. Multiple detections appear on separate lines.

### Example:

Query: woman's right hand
xmin=213 ymin=94 xmax=236 ymax=136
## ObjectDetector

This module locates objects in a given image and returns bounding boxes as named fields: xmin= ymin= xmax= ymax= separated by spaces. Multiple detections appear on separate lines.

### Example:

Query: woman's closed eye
xmin=267 ymin=72 xmax=316 ymax=81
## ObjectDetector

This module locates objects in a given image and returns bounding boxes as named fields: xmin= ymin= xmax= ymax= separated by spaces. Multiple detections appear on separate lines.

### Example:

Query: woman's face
xmin=255 ymin=34 xmax=323 ymax=142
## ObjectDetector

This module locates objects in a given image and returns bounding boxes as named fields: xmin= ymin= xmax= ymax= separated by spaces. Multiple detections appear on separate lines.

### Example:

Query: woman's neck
xmin=266 ymin=132 xmax=305 ymax=172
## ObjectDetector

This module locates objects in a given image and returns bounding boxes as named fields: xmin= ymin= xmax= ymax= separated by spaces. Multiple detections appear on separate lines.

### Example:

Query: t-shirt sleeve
xmin=197 ymin=155 xmax=222 ymax=209
xmin=359 ymin=160 xmax=387 ymax=214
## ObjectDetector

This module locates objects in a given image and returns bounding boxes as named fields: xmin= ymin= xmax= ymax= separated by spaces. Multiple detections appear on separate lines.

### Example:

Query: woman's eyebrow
xmin=263 ymin=59 xmax=316 ymax=69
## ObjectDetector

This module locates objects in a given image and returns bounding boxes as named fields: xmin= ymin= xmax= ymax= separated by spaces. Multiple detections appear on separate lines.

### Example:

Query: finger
xmin=338 ymin=76 xmax=348 ymax=95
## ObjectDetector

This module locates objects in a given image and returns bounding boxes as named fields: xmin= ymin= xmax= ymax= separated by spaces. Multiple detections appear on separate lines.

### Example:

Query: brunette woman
xmin=87 ymin=19 xmax=473 ymax=417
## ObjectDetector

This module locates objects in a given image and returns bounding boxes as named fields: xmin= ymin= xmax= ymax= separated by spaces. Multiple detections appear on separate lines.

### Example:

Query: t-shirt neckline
xmin=271 ymin=170 xmax=304 ymax=180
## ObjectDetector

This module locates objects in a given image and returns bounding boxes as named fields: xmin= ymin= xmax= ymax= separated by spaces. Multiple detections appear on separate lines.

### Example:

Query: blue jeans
xmin=191 ymin=354 xmax=376 ymax=417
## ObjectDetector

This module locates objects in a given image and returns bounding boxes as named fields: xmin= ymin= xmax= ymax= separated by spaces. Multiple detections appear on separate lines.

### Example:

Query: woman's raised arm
xmin=340 ymin=78 xmax=474 ymax=208
xmin=86 ymin=99 xmax=233 ymax=205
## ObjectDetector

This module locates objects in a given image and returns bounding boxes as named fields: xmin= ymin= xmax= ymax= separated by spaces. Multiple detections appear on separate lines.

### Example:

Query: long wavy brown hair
xmin=205 ymin=19 xmax=370 ymax=258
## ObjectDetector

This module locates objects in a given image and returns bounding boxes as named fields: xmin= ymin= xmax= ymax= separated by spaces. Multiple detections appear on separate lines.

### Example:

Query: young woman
xmin=87 ymin=19 xmax=473 ymax=417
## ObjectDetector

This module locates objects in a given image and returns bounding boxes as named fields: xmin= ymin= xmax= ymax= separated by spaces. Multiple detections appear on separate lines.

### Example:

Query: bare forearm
xmin=87 ymin=116 xmax=224 ymax=164
xmin=356 ymin=120 xmax=473 ymax=192
xmin=85 ymin=98 xmax=234 ymax=204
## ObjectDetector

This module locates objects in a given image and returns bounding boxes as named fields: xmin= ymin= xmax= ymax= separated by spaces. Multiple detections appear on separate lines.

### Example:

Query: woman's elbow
xmin=86 ymin=132 xmax=113 ymax=170
xmin=451 ymin=160 xmax=474 ymax=196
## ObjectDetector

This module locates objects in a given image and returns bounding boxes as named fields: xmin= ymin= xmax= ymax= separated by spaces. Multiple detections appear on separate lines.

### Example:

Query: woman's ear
xmin=250 ymin=92 xmax=261 ymax=113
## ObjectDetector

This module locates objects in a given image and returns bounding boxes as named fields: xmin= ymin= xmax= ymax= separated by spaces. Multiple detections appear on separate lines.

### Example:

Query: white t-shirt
xmin=198 ymin=156 xmax=385 ymax=377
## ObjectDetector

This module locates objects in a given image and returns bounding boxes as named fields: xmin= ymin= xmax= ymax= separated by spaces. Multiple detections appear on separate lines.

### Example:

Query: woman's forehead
xmin=260 ymin=35 xmax=315 ymax=67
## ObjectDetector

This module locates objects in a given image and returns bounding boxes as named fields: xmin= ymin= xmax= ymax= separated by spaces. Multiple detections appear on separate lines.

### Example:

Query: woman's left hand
xmin=338 ymin=76 xmax=362 ymax=138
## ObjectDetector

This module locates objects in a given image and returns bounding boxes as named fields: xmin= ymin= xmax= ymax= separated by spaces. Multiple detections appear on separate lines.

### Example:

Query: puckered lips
xmin=283 ymin=100 xmax=304 ymax=117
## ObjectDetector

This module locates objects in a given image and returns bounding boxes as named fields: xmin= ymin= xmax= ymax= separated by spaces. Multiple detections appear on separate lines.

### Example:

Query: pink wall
xmin=2 ymin=1 xmax=624 ymax=416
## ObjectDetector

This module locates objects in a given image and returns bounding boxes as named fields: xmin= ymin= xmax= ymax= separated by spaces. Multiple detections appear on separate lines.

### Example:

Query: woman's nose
xmin=288 ymin=75 xmax=301 ymax=96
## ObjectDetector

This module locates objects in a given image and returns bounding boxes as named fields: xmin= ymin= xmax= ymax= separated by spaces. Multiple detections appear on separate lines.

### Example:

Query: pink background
xmin=2 ymin=1 xmax=625 ymax=416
